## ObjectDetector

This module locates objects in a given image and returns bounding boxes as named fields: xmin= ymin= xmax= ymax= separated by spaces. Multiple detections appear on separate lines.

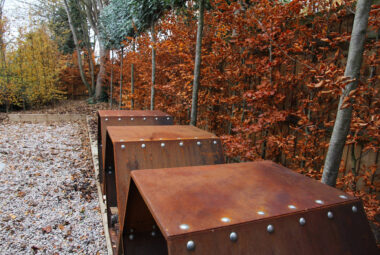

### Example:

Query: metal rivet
xmin=161 ymin=143 xmax=165 ymax=147
xmin=167 ymin=117 xmax=170 ymax=120
xmin=141 ymin=144 xmax=146 ymax=148
xmin=352 ymin=206 xmax=357 ymax=213
xmin=118 ymin=118 xmax=121 ymax=121
xmin=108 ymin=171 xmax=112 ymax=175
xmin=155 ymin=117 xmax=158 ymax=120
xmin=121 ymin=144 xmax=126 ymax=149
xmin=257 ymin=211 xmax=265 ymax=215
xmin=103 ymin=195 xmax=106 ymax=200
xmin=129 ymin=234 xmax=134 ymax=240
xmin=267 ymin=224 xmax=274 ymax=233
xmin=105 ymin=118 xmax=108 ymax=121
xmin=221 ymin=217 xmax=231 ymax=223
xmin=339 ymin=195 xmax=348 ymax=199
xmin=230 ymin=232 xmax=238 ymax=242
xmin=151 ymin=231 xmax=156 ymax=237
xmin=327 ymin=211 xmax=334 ymax=219
xmin=179 ymin=224 xmax=189 ymax=230
xmin=143 ymin=117 xmax=146 ymax=121
xmin=100 ymin=144 xmax=102 ymax=147
xmin=186 ymin=240 xmax=195 ymax=251
xmin=299 ymin=217 xmax=306 ymax=226
xmin=213 ymin=140 xmax=217 ymax=144
xmin=130 ymin=117 xmax=134 ymax=121
xmin=315 ymin=200 xmax=324 ymax=205
xmin=179 ymin=141 xmax=184 ymax=147
xmin=288 ymin=205 xmax=296 ymax=209
xmin=197 ymin=141 xmax=201 ymax=146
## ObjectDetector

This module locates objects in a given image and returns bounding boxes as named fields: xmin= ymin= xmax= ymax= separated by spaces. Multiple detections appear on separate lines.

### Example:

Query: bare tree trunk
xmin=82 ymin=0 xmax=109 ymax=102
xmin=63 ymin=0 xmax=92 ymax=97
xmin=119 ymin=47 xmax=124 ymax=110
xmin=131 ymin=39 xmax=135 ymax=109
xmin=150 ymin=23 xmax=156 ymax=110
xmin=81 ymin=22 xmax=95 ymax=93
xmin=190 ymin=0 xmax=205 ymax=126
xmin=95 ymin=41 xmax=107 ymax=100
xmin=322 ymin=0 xmax=372 ymax=186
xmin=110 ymin=50 xmax=113 ymax=108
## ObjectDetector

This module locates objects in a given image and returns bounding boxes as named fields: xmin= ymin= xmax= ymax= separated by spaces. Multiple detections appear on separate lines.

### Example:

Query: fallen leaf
xmin=42 ymin=226 xmax=52 ymax=233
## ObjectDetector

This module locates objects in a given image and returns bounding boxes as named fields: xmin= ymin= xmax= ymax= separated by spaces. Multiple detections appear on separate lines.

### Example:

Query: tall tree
xmin=81 ymin=0 xmax=109 ymax=101
xmin=63 ymin=0 xmax=92 ymax=97
xmin=150 ymin=22 xmax=156 ymax=110
xmin=131 ymin=38 xmax=135 ymax=109
xmin=100 ymin=0 xmax=134 ymax=107
xmin=190 ymin=0 xmax=205 ymax=126
xmin=321 ymin=0 xmax=373 ymax=186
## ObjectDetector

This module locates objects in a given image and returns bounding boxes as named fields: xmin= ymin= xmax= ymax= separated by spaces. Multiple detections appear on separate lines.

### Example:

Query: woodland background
xmin=0 ymin=0 xmax=379 ymax=233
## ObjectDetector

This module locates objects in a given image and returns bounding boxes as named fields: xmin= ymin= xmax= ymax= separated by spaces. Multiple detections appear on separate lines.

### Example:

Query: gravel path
xmin=0 ymin=122 xmax=106 ymax=254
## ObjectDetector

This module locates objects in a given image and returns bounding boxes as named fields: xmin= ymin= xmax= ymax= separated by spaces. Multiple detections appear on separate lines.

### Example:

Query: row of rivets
xmin=184 ymin=205 xmax=358 ymax=251
xmin=129 ymin=228 xmax=134 ymax=240
xmin=105 ymin=117 xmax=171 ymax=121
xmin=183 ymin=205 xmax=359 ymax=250
xmin=151 ymin=225 xmax=156 ymax=237
xmin=121 ymin=140 xmax=218 ymax=149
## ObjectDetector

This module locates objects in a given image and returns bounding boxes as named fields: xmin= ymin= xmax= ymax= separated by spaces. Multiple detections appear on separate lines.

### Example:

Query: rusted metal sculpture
xmin=104 ymin=125 xmax=225 ymax=253
xmin=122 ymin=161 xmax=377 ymax=254
xmin=97 ymin=110 xmax=173 ymax=192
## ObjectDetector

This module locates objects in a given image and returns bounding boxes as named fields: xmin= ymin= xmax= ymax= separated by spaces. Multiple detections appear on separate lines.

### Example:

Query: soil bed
xmin=0 ymin=120 xmax=106 ymax=254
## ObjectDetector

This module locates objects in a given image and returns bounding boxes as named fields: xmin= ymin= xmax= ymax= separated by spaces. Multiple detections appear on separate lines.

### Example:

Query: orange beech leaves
xmin=98 ymin=0 xmax=379 ymax=225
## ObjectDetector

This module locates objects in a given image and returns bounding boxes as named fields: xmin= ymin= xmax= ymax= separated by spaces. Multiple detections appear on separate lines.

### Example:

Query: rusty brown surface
xmin=97 ymin=110 xmax=173 ymax=190
xmin=107 ymin=125 xmax=218 ymax=143
xmin=104 ymin=125 xmax=225 ymax=254
xmin=128 ymin=161 xmax=377 ymax=254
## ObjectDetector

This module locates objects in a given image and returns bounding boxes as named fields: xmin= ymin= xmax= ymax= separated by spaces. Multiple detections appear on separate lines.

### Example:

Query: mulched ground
xmin=0 ymin=119 xmax=107 ymax=254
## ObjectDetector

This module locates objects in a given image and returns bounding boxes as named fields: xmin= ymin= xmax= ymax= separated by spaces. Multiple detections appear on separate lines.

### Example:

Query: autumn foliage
xmin=0 ymin=25 xmax=64 ymax=110
xmin=103 ymin=0 xmax=379 ymax=224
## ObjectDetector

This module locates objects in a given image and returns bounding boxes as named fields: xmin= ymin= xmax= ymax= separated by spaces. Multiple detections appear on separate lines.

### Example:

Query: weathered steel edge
xmin=111 ymin=137 xmax=220 ymax=143
xmin=86 ymin=116 xmax=114 ymax=255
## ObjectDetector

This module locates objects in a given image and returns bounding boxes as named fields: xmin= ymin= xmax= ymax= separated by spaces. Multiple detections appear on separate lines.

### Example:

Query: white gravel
xmin=0 ymin=122 xmax=107 ymax=254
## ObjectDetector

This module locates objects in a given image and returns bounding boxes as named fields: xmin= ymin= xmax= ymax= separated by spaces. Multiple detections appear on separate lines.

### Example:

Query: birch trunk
xmin=131 ymin=39 xmax=135 ymax=110
xmin=190 ymin=0 xmax=205 ymax=126
xmin=63 ymin=0 xmax=92 ymax=97
xmin=150 ymin=23 xmax=156 ymax=110
xmin=322 ymin=0 xmax=372 ymax=186
xmin=119 ymin=47 xmax=124 ymax=110
xmin=95 ymin=40 xmax=107 ymax=100
xmin=110 ymin=50 xmax=113 ymax=108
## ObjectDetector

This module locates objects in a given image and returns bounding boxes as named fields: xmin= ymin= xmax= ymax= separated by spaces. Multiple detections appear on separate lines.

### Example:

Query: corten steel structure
xmin=97 ymin=110 xmax=173 ymax=192
xmin=121 ymin=161 xmax=377 ymax=255
xmin=104 ymin=125 xmax=225 ymax=252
